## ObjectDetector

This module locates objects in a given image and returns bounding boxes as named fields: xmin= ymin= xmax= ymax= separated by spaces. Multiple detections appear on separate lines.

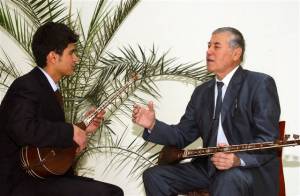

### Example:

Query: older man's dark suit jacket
xmin=0 ymin=67 xmax=73 ymax=195
xmin=143 ymin=66 xmax=281 ymax=195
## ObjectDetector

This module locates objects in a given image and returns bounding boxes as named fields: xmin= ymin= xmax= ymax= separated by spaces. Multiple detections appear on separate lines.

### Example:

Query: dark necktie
xmin=207 ymin=81 xmax=224 ymax=177
xmin=214 ymin=81 xmax=224 ymax=122
xmin=209 ymin=81 xmax=224 ymax=146
xmin=55 ymin=89 xmax=64 ymax=109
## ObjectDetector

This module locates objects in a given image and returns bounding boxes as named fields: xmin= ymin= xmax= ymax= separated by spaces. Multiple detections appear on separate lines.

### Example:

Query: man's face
xmin=206 ymin=32 xmax=240 ymax=79
xmin=54 ymin=43 xmax=78 ymax=77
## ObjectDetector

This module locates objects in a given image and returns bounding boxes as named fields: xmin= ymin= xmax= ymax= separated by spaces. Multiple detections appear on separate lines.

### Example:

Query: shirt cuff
xmin=147 ymin=120 xmax=156 ymax=133
xmin=240 ymin=158 xmax=246 ymax=166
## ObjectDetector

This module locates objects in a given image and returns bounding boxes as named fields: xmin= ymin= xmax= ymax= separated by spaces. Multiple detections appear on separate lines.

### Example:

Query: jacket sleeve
xmin=237 ymin=76 xmax=281 ymax=168
xmin=5 ymin=80 xmax=74 ymax=148
xmin=143 ymin=88 xmax=201 ymax=148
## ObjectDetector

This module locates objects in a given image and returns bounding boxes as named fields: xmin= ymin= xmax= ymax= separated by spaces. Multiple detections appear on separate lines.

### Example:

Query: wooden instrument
xmin=158 ymin=134 xmax=300 ymax=165
xmin=20 ymin=75 xmax=138 ymax=179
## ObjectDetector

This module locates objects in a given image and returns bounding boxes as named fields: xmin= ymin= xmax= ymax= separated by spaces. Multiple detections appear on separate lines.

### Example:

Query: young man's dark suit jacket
xmin=143 ymin=66 xmax=281 ymax=195
xmin=0 ymin=67 xmax=74 ymax=195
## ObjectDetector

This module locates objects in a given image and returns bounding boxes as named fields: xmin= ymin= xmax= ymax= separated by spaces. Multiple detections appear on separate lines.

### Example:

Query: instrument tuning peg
xmin=284 ymin=134 xmax=290 ymax=141
xmin=275 ymin=139 xmax=281 ymax=144
xmin=130 ymin=73 xmax=139 ymax=81
xmin=293 ymin=134 xmax=299 ymax=139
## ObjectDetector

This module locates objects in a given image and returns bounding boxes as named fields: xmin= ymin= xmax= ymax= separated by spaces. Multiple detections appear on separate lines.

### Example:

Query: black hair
xmin=31 ymin=22 xmax=79 ymax=68
xmin=213 ymin=27 xmax=245 ymax=62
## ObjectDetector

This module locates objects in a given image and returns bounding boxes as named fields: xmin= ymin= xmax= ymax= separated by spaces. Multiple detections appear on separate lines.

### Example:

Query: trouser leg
xmin=210 ymin=168 xmax=253 ymax=196
xmin=143 ymin=162 xmax=210 ymax=196
xmin=12 ymin=175 xmax=123 ymax=196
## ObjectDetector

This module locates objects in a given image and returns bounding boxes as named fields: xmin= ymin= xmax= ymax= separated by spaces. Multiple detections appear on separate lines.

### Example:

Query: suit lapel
xmin=221 ymin=67 xmax=245 ymax=124
xmin=32 ymin=67 xmax=53 ymax=91
xmin=206 ymin=80 xmax=215 ymax=121
xmin=31 ymin=67 xmax=64 ymax=115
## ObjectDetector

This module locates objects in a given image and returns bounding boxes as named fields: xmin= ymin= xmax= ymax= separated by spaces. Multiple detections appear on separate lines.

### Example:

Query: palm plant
xmin=0 ymin=0 xmax=211 ymax=182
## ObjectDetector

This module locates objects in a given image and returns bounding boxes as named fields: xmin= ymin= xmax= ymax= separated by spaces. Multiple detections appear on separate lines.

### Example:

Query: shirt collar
xmin=37 ymin=67 xmax=59 ymax=92
xmin=215 ymin=65 xmax=239 ymax=86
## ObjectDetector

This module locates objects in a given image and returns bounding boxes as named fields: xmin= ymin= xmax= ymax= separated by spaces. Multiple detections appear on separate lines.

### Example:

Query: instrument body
xmin=20 ymin=146 xmax=77 ymax=179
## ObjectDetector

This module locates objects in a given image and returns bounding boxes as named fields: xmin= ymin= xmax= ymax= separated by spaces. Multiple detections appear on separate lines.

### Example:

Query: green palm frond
xmin=0 ymin=1 xmax=35 ymax=59
xmin=10 ymin=0 xmax=69 ymax=27
xmin=0 ymin=49 xmax=21 ymax=91
xmin=77 ymin=131 xmax=158 ymax=180
xmin=61 ymin=0 xmax=140 ymax=118
xmin=84 ymin=0 xmax=139 ymax=58
xmin=94 ymin=45 xmax=210 ymax=119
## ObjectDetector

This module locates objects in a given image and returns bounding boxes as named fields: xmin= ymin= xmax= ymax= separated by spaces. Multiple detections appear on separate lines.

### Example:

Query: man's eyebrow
xmin=208 ymin=42 xmax=222 ymax=45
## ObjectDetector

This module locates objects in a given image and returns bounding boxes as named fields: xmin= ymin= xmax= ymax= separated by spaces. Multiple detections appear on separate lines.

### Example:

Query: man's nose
xmin=206 ymin=47 xmax=213 ymax=55
xmin=74 ymin=54 xmax=79 ymax=63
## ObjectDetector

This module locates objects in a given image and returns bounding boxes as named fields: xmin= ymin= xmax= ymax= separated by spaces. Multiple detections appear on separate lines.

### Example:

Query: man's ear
xmin=46 ymin=51 xmax=58 ymax=65
xmin=233 ymin=47 xmax=242 ymax=61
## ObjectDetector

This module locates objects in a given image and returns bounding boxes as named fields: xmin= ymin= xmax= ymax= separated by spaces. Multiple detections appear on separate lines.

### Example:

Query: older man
xmin=132 ymin=27 xmax=280 ymax=196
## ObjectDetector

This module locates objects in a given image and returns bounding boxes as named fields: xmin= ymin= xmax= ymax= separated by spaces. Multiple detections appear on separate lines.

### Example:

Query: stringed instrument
xmin=20 ymin=75 xmax=138 ymax=179
xmin=158 ymin=134 xmax=300 ymax=165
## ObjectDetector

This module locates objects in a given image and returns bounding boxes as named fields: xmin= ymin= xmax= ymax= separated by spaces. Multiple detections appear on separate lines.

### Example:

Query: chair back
xmin=278 ymin=121 xmax=286 ymax=196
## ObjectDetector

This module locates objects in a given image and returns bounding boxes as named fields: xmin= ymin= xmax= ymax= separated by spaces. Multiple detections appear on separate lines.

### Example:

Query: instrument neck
xmin=183 ymin=140 xmax=300 ymax=158
xmin=79 ymin=78 xmax=137 ymax=129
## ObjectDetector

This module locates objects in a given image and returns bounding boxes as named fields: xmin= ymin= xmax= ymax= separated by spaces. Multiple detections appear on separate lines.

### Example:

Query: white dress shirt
xmin=38 ymin=67 xmax=59 ymax=92
xmin=215 ymin=66 xmax=245 ymax=166
xmin=215 ymin=66 xmax=239 ymax=145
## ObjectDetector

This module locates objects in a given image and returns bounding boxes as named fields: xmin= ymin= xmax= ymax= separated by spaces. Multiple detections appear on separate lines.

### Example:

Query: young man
xmin=132 ymin=27 xmax=281 ymax=196
xmin=0 ymin=22 xmax=123 ymax=196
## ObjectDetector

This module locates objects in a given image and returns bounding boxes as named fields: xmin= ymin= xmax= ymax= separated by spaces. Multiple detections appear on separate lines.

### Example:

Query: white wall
xmin=1 ymin=0 xmax=299 ymax=195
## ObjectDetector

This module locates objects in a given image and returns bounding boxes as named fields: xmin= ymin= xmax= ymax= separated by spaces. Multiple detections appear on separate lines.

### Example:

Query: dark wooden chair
xmin=277 ymin=121 xmax=286 ymax=196
xmin=160 ymin=121 xmax=286 ymax=196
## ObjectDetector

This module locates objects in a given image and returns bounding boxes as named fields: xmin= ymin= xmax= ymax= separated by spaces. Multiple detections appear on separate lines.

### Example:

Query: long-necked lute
xmin=158 ymin=134 xmax=300 ymax=165
xmin=20 ymin=75 xmax=138 ymax=179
